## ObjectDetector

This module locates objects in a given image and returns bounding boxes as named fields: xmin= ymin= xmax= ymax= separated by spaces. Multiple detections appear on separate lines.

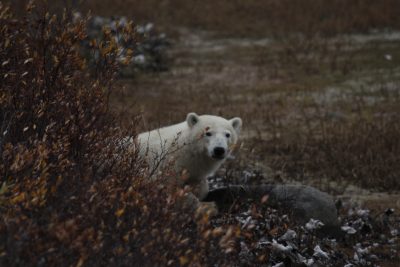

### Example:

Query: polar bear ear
xmin=186 ymin=112 xmax=200 ymax=127
xmin=230 ymin=117 xmax=242 ymax=134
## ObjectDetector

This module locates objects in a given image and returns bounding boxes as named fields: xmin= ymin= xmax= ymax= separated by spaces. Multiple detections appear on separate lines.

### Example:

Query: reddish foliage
xmin=0 ymin=2 xmax=240 ymax=266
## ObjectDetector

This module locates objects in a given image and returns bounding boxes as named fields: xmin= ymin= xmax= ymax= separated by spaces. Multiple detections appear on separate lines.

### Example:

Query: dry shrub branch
xmin=0 ymin=2 xmax=239 ymax=266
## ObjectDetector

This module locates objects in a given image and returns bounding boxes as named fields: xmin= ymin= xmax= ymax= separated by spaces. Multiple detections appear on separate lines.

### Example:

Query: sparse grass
xmin=80 ymin=0 xmax=400 ymax=37
xmin=111 ymin=21 xmax=400 ymax=192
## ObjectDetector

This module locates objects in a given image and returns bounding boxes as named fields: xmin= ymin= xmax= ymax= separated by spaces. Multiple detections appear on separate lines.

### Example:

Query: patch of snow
xmin=341 ymin=225 xmax=357 ymax=234
xmin=305 ymin=218 xmax=324 ymax=231
xmin=313 ymin=245 xmax=329 ymax=259
xmin=278 ymin=229 xmax=297 ymax=241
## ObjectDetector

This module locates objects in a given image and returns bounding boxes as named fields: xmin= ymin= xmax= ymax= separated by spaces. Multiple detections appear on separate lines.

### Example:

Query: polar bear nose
xmin=213 ymin=147 xmax=226 ymax=158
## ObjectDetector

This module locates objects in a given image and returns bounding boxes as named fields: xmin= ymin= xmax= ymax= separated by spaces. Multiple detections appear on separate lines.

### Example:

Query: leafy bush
xmin=0 ymin=2 xmax=238 ymax=266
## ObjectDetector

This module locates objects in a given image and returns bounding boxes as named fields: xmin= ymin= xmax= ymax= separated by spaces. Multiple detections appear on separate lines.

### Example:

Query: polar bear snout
xmin=212 ymin=146 xmax=226 ymax=159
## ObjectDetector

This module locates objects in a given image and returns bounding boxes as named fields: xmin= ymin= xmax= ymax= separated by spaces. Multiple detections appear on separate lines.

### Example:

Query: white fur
xmin=137 ymin=113 xmax=242 ymax=200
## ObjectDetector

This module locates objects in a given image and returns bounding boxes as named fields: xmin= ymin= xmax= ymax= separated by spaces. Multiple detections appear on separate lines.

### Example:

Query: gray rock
xmin=205 ymin=184 xmax=341 ymax=237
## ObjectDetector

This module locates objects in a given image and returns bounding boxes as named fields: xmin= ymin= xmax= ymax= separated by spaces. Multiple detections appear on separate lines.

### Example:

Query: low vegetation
xmin=1 ymin=1 xmax=399 ymax=266
xmin=107 ymin=0 xmax=400 ymax=192
xmin=0 ymin=3 xmax=236 ymax=265
xmin=80 ymin=0 xmax=400 ymax=37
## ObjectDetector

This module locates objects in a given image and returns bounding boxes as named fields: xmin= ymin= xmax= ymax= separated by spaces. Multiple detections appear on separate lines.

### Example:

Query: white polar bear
xmin=137 ymin=112 xmax=242 ymax=201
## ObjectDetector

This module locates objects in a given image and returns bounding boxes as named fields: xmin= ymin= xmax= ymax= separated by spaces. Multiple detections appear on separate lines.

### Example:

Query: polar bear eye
xmin=205 ymin=132 xmax=212 ymax=137
xmin=225 ymin=133 xmax=231 ymax=138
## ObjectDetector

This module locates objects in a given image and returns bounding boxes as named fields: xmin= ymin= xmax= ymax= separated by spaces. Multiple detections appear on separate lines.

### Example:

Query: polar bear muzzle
xmin=212 ymin=146 xmax=226 ymax=159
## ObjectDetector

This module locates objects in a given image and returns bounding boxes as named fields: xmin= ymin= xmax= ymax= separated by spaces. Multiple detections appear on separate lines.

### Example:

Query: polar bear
xmin=137 ymin=112 xmax=242 ymax=202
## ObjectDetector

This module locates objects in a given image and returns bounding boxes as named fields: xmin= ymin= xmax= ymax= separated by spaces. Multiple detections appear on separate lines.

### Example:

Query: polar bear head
xmin=186 ymin=112 xmax=242 ymax=160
